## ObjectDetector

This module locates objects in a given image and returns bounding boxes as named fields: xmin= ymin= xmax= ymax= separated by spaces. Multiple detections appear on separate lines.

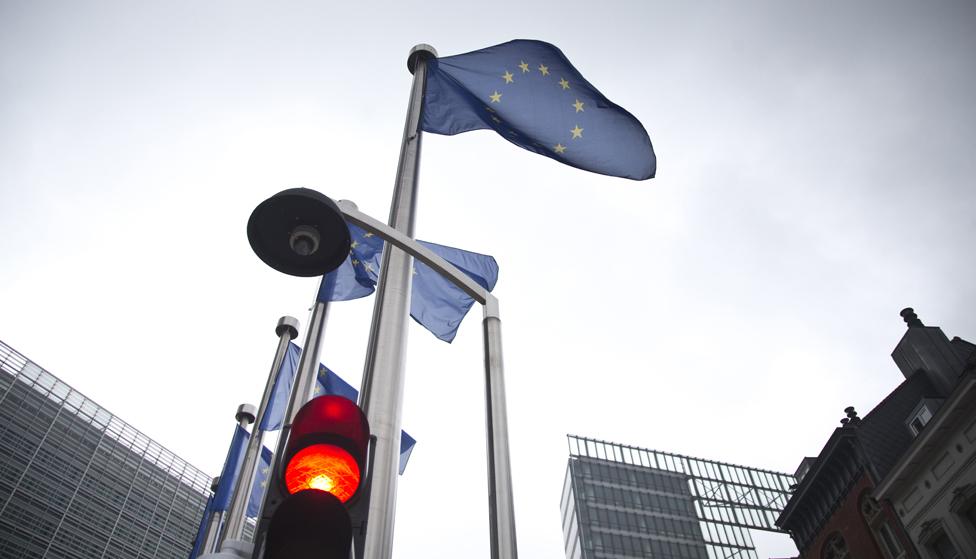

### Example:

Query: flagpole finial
xmin=276 ymin=316 xmax=300 ymax=340
xmin=235 ymin=403 xmax=257 ymax=425
xmin=407 ymin=44 xmax=437 ymax=74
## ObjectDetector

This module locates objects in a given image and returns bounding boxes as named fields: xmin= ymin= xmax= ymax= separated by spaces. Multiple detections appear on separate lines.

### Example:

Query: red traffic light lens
xmin=284 ymin=443 xmax=361 ymax=502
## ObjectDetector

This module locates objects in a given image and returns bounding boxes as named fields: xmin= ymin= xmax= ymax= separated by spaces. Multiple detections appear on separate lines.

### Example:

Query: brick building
xmin=776 ymin=309 xmax=975 ymax=559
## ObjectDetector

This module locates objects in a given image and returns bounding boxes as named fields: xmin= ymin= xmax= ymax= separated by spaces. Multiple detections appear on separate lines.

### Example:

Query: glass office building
xmin=0 ymin=339 xmax=211 ymax=558
xmin=561 ymin=435 xmax=795 ymax=559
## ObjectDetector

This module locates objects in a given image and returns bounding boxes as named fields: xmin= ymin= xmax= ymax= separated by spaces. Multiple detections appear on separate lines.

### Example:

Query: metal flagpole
xmin=482 ymin=296 xmax=518 ymax=559
xmin=199 ymin=477 xmax=221 ymax=556
xmin=358 ymin=44 xmax=436 ymax=559
xmin=250 ymin=286 xmax=331 ymax=558
xmin=220 ymin=316 xmax=299 ymax=546
xmin=203 ymin=405 xmax=256 ymax=555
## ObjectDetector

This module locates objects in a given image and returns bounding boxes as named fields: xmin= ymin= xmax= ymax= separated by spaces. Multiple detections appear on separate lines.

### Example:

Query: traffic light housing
xmin=264 ymin=395 xmax=371 ymax=559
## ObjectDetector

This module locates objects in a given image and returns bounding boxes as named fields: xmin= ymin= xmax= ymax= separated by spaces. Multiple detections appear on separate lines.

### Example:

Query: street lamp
xmin=241 ymin=188 xmax=517 ymax=559
xmin=246 ymin=188 xmax=351 ymax=278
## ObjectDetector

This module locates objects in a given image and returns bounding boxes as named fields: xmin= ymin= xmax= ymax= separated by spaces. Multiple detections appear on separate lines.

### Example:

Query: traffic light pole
xmin=337 ymin=200 xmax=519 ymax=559
xmin=220 ymin=316 xmax=299 ymax=547
xmin=356 ymin=44 xmax=436 ymax=559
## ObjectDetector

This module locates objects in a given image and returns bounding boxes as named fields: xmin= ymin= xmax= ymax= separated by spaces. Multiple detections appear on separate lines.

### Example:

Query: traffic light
xmin=265 ymin=395 xmax=371 ymax=559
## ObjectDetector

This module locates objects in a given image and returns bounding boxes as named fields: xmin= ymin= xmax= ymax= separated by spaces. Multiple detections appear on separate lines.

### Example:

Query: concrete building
xmin=776 ymin=308 xmax=976 ymax=559
xmin=561 ymin=435 xmax=795 ymax=559
xmin=0 ymin=339 xmax=211 ymax=558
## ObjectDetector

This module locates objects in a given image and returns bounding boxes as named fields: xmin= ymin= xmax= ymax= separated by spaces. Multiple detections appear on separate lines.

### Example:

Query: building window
xmin=877 ymin=522 xmax=904 ymax=559
xmin=928 ymin=531 xmax=960 ymax=559
xmin=918 ymin=520 xmax=961 ymax=559
xmin=909 ymin=404 xmax=934 ymax=436
xmin=822 ymin=533 xmax=849 ymax=559
xmin=966 ymin=502 xmax=976 ymax=535
xmin=861 ymin=494 xmax=904 ymax=558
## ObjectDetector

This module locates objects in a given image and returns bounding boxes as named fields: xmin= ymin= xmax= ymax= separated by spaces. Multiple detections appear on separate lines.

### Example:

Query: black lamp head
xmin=247 ymin=188 xmax=351 ymax=277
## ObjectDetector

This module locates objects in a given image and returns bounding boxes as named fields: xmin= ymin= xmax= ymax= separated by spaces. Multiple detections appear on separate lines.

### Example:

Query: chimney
xmin=891 ymin=308 xmax=966 ymax=396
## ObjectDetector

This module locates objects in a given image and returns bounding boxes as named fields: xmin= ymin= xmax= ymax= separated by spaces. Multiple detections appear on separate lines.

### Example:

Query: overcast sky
xmin=3 ymin=1 xmax=976 ymax=557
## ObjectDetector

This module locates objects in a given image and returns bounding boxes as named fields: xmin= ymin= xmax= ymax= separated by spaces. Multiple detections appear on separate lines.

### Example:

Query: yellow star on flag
xmin=573 ymin=99 xmax=585 ymax=113
xmin=538 ymin=63 xmax=549 ymax=76
xmin=363 ymin=232 xmax=374 ymax=237
xmin=489 ymin=90 xmax=502 ymax=103
xmin=559 ymin=78 xmax=570 ymax=90
xmin=350 ymin=240 xmax=359 ymax=249
xmin=502 ymin=71 xmax=514 ymax=84
xmin=554 ymin=144 xmax=567 ymax=154
xmin=571 ymin=125 xmax=583 ymax=139
xmin=519 ymin=60 xmax=530 ymax=73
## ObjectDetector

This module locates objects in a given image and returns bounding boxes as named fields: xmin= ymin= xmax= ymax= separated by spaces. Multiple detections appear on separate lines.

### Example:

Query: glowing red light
xmin=284 ymin=443 xmax=361 ymax=502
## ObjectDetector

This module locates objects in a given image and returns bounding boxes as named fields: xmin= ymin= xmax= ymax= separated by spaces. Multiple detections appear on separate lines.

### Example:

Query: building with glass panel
xmin=0 ymin=339 xmax=211 ymax=559
xmin=561 ymin=435 xmax=795 ymax=559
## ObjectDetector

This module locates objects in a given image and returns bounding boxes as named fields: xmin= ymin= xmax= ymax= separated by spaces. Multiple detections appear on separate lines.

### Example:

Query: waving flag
xmin=422 ymin=39 xmax=655 ymax=180
xmin=319 ymin=224 xmax=498 ymax=342
xmin=259 ymin=343 xmax=417 ymax=474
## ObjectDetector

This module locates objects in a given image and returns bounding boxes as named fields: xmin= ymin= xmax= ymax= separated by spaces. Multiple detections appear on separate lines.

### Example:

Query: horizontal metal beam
xmin=337 ymin=200 xmax=495 ymax=313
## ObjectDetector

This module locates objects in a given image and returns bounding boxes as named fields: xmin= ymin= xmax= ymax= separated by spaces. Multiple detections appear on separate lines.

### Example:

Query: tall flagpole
xmin=338 ymin=199 xmax=520 ymax=559
xmin=250 ymin=284 xmax=331 ymax=558
xmin=358 ymin=44 xmax=436 ymax=559
xmin=220 ymin=316 xmax=299 ymax=546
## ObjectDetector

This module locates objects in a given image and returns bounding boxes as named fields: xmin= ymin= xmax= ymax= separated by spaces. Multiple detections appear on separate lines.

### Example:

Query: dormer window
xmin=909 ymin=405 xmax=933 ymax=436
xmin=906 ymin=398 xmax=943 ymax=437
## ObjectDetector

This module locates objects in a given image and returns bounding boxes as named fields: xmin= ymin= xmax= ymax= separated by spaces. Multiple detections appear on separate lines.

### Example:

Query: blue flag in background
xmin=257 ymin=341 xmax=300 ymax=431
xmin=212 ymin=425 xmax=248 ymax=512
xmin=412 ymin=240 xmax=498 ymax=342
xmin=318 ymin=224 xmax=384 ymax=302
xmin=246 ymin=445 xmax=273 ymax=518
xmin=188 ymin=494 xmax=214 ymax=559
xmin=312 ymin=362 xmax=418 ymax=475
xmin=319 ymin=224 xmax=499 ymax=342
xmin=259 ymin=342 xmax=417 ymax=474
xmin=189 ymin=430 xmax=272 ymax=558
xmin=423 ymin=40 xmax=655 ymax=180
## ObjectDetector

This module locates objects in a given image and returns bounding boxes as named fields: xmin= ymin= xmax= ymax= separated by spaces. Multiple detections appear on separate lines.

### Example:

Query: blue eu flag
xmin=188 ymin=494 xmax=214 ymax=559
xmin=312 ymin=361 xmax=418 ymax=475
xmin=246 ymin=445 xmax=273 ymax=518
xmin=261 ymin=342 xmax=418 ymax=474
xmin=423 ymin=40 xmax=655 ymax=181
xmin=257 ymin=340 xmax=300 ymax=431
xmin=318 ymin=224 xmax=384 ymax=302
xmin=319 ymin=224 xmax=499 ymax=343
xmin=411 ymin=240 xmax=498 ymax=342
xmin=212 ymin=425 xmax=248 ymax=512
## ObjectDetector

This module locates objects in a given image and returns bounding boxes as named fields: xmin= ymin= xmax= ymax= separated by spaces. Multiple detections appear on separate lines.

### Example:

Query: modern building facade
xmin=0 ymin=339 xmax=211 ymax=559
xmin=562 ymin=435 xmax=795 ymax=559
xmin=776 ymin=308 xmax=976 ymax=559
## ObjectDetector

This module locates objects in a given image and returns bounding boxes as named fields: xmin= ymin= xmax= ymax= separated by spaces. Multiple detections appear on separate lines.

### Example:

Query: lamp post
xmin=338 ymin=199 xmax=518 ymax=559
xmin=243 ymin=188 xmax=518 ymax=558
